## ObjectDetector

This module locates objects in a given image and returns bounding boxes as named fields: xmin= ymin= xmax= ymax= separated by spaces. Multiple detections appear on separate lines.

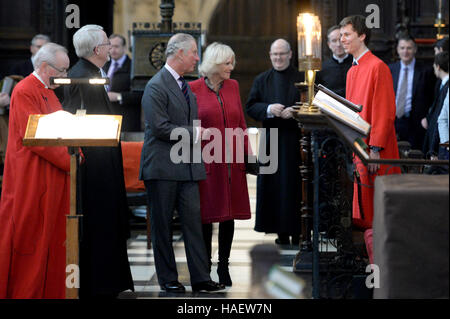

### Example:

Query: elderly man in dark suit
xmin=103 ymin=34 xmax=142 ymax=131
xmin=139 ymin=33 xmax=225 ymax=293
xmin=10 ymin=34 xmax=50 ymax=77
xmin=63 ymin=24 xmax=134 ymax=298
xmin=389 ymin=35 xmax=436 ymax=150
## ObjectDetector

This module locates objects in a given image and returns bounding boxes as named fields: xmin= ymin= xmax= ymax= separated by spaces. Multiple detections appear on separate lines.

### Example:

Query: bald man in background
xmin=246 ymin=39 xmax=304 ymax=246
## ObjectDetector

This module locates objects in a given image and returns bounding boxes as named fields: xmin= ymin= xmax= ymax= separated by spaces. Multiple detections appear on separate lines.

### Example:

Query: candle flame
xmin=297 ymin=13 xmax=321 ymax=58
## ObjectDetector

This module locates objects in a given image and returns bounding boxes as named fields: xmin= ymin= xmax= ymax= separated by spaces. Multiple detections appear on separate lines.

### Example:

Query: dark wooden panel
xmin=207 ymin=0 xmax=302 ymax=127
xmin=0 ymin=0 xmax=114 ymax=79
xmin=314 ymin=0 xmax=448 ymax=64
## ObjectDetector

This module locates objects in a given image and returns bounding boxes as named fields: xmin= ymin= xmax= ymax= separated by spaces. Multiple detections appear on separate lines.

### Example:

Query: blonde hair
xmin=198 ymin=42 xmax=235 ymax=78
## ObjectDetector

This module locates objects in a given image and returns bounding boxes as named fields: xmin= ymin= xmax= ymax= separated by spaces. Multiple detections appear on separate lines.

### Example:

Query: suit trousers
xmin=144 ymin=179 xmax=211 ymax=286
xmin=395 ymin=116 xmax=410 ymax=144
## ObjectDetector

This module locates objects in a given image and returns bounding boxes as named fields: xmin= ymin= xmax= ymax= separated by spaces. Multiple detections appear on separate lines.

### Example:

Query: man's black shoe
xmin=192 ymin=280 xmax=225 ymax=292
xmin=161 ymin=281 xmax=185 ymax=293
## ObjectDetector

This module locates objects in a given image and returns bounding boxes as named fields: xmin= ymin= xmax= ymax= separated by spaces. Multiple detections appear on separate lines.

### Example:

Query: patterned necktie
xmin=100 ymin=68 xmax=108 ymax=92
xmin=396 ymin=67 xmax=408 ymax=118
xmin=179 ymin=77 xmax=190 ymax=106
xmin=107 ymin=61 xmax=119 ymax=91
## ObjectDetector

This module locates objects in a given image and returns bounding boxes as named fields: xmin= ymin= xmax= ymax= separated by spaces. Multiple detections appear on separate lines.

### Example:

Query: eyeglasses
xmin=47 ymin=62 xmax=68 ymax=75
xmin=270 ymin=51 xmax=290 ymax=57
xmin=97 ymin=41 xmax=111 ymax=47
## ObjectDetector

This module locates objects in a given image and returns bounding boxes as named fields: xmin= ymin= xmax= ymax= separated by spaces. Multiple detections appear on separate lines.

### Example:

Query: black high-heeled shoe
xmin=217 ymin=262 xmax=232 ymax=286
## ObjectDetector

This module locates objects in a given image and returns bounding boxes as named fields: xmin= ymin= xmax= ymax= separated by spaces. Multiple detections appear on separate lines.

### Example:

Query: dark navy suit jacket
xmin=389 ymin=60 xmax=435 ymax=149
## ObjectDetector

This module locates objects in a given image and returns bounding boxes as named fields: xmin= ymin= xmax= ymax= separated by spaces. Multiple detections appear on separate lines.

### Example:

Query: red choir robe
xmin=0 ymin=74 xmax=71 ymax=298
xmin=346 ymin=51 xmax=401 ymax=230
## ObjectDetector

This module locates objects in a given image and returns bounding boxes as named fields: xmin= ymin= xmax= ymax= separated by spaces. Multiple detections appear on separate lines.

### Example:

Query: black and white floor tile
xmin=119 ymin=175 xmax=336 ymax=299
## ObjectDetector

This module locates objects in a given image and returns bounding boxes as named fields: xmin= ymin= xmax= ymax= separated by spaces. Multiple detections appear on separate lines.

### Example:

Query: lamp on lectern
xmin=49 ymin=77 xmax=110 ymax=111
xmin=296 ymin=13 xmax=322 ymax=112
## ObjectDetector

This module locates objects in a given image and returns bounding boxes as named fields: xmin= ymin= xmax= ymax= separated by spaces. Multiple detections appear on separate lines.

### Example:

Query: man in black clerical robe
xmin=62 ymin=25 xmax=134 ymax=298
xmin=315 ymin=25 xmax=352 ymax=98
xmin=246 ymin=39 xmax=303 ymax=246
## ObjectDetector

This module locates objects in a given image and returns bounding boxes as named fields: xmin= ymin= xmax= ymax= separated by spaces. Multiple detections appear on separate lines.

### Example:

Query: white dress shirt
xmin=32 ymin=71 xmax=48 ymax=89
xmin=438 ymin=90 xmax=449 ymax=143
xmin=352 ymin=48 xmax=369 ymax=65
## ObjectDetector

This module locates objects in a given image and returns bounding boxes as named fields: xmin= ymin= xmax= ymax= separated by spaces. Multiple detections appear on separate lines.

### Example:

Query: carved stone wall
xmin=113 ymin=0 xmax=220 ymax=48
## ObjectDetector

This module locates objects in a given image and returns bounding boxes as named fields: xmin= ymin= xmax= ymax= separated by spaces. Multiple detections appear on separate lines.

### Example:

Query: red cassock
xmin=0 ymin=74 xmax=70 ymax=298
xmin=189 ymin=78 xmax=251 ymax=224
xmin=345 ymin=51 xmax=401 ymax=230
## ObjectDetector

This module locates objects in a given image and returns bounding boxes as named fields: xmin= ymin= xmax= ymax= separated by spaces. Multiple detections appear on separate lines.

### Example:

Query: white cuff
xmin=266 ymin=104 xmax=274 ymax=118
xmin=195 ymin=127 xmax=201 ymax=144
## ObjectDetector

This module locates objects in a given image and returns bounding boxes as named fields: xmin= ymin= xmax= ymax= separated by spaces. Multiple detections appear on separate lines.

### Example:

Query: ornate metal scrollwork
xmin=316 ymin=132 xmax=369 ymax=298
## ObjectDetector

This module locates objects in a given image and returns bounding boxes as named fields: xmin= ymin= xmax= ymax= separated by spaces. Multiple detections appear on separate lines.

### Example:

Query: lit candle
xmin=297 ymin=12 xmax=321 ymax=70
xmin=304 ymin=14 xmax=313 ymax=55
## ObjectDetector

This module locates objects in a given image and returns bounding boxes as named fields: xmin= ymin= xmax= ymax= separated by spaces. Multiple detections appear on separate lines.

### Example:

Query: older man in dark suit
xmin=103 ymin=34 xmax=142 ymax=131
xmin=10 ymin=34 xmax=50 ymax=77
xmin=389 ymin=35 xmax=436 ymax=150
xmin=139 ymin=33 xmax=224 ymax=293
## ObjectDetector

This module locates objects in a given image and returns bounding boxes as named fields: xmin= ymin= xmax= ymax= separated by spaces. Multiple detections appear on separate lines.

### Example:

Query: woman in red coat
xmin=189 ymin=42 xmax=251 ymax=286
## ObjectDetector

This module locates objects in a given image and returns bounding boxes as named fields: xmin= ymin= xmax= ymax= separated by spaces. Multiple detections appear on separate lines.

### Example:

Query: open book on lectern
xmin=312 ymin=85 xmax=370 ymax=136
xmin=23 ymin=110 xmax=122 ymax=147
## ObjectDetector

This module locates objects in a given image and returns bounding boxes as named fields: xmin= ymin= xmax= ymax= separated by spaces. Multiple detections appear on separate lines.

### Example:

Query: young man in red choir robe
xmin=339 ymin=15 xmax=401 ymax=230
xmin=0 ymin=43 xmax=71 ymax=298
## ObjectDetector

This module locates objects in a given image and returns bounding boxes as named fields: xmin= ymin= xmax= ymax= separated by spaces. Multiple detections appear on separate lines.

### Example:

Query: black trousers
xmin=144 ymin=180 xmax=210 ymax=286
xmin=202 ymin=220 xmax=235 ymax=265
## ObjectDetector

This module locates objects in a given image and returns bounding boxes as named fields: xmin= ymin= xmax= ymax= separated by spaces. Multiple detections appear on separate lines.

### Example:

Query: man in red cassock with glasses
xmin=0 ymin=43 xmax=71 ymax=298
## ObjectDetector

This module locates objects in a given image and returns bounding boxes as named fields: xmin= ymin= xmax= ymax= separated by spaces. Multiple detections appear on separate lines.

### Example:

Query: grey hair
xmin=165 ymin=33 xmax=196 ymax=58
xmin=33 ymin=42 xmax=68 ymax=70
xmin=270 ymin=39 xmax=291 ymax=52
xmin=73 ymin=24 xmax=105 ymax=58
xmin=31 ymin=34 xmax=51 ymax=45
xmin=198 ymin=42 xmax=235 ymax=78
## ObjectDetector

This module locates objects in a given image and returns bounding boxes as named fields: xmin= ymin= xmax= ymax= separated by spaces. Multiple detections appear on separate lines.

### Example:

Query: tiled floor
xmin=119 ymin=175 xmax=335 ymax=299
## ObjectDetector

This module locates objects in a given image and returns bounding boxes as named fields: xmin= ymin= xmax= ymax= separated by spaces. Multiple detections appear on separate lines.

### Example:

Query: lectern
xmin=293 ymin=84 xmax=449 ymax=298
xmin=23 ymin=112 xmax=122 ymax=299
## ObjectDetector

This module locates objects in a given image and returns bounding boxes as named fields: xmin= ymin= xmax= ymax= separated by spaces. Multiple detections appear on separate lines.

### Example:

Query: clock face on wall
xmin=130 ymin=33 xmax=201 ymax=91
xmin=149 ymin=42 xmax=167 ymax=70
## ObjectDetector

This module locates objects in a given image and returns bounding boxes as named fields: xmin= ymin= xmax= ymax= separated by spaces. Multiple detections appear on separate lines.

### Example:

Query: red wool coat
xmin=0 ymin=74 xmax=70 ymax=298
xmin=346 ymin=51 xmax=401 ymax=230
xmin=189 ymin=78 xmax=251 ymax=224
